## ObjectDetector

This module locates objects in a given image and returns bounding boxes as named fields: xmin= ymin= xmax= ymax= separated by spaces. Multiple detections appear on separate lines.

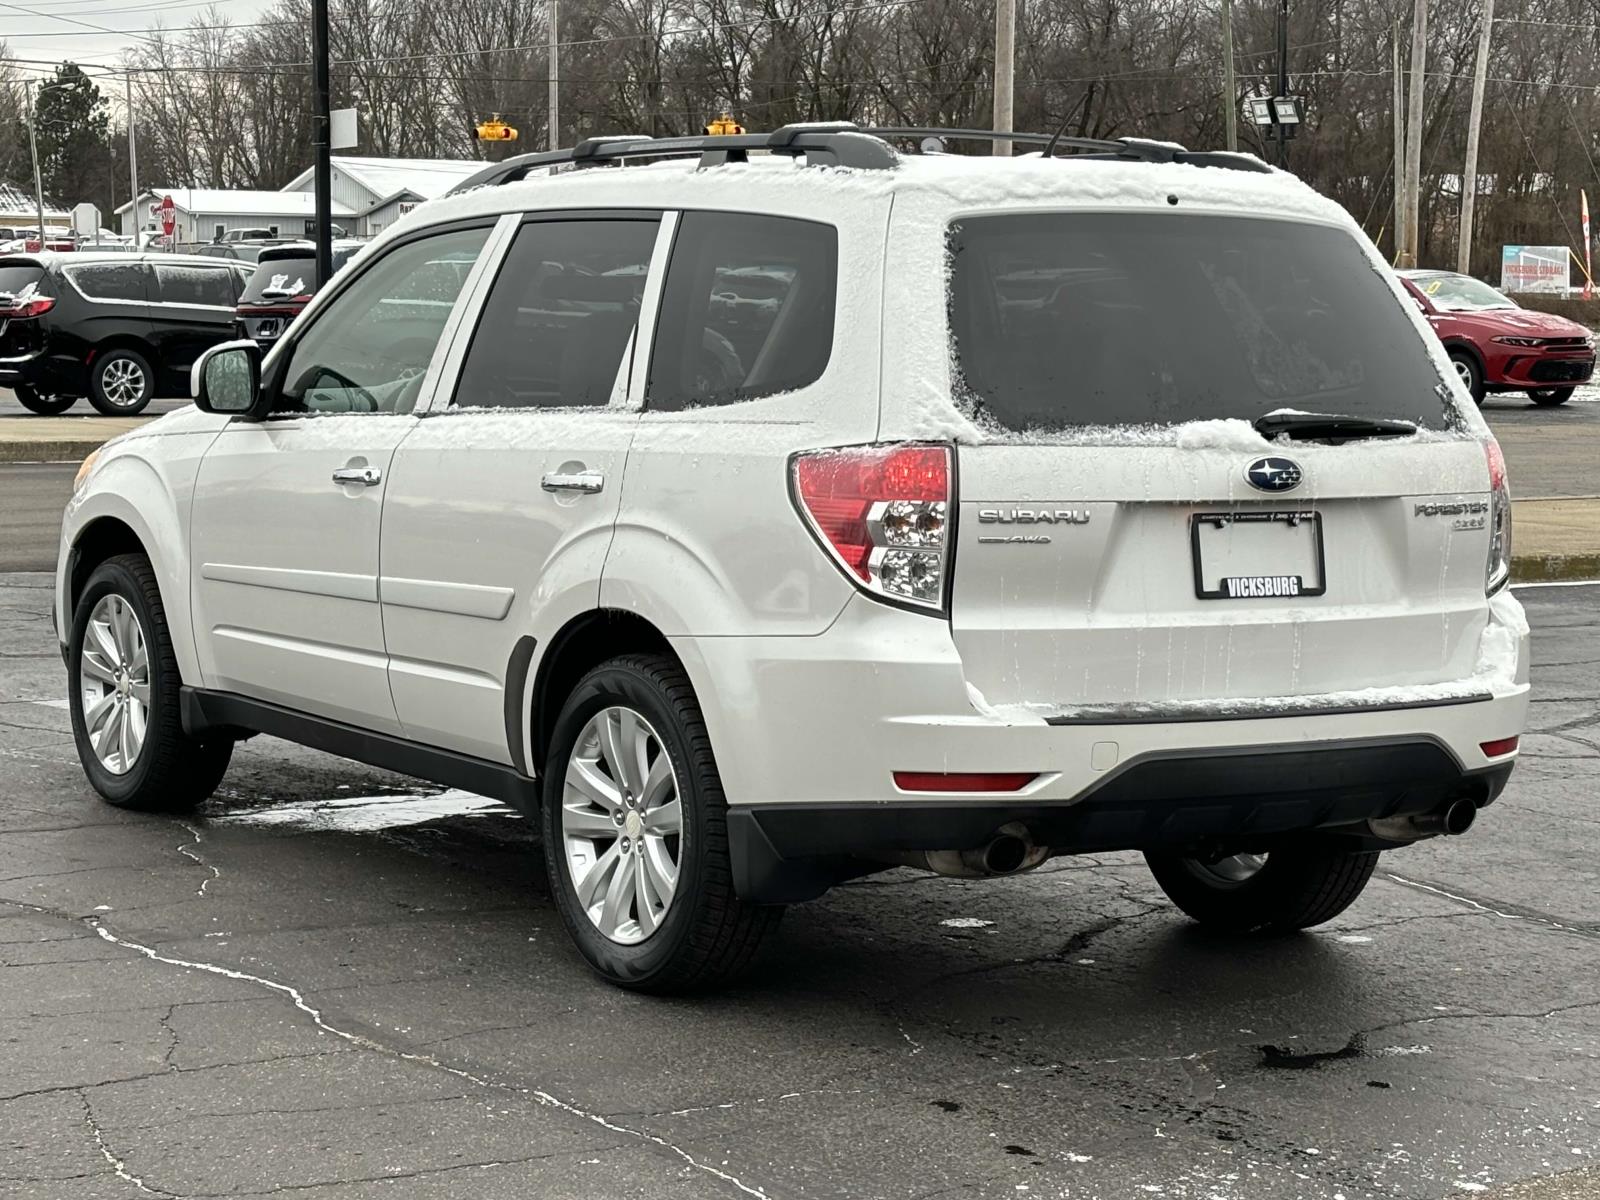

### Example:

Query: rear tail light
xmin=2 ymin=295 xmax=53 ymax=318
xmin=791 ymin=444 xmax=952 ymax=611
xmin=1485 ymin=439 xmax=1512 ymax=595
xmin=893 ymin=771 xmax=1036 ymax=793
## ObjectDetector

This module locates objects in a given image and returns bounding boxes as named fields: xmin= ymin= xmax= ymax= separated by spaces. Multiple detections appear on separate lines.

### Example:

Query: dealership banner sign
xmin=1500 ymin=244 xmax=1571 ymax=293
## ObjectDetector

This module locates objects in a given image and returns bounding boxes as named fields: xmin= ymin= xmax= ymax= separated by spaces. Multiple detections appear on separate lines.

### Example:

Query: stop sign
xmin=159 ymin=195 xmax=175 ymax=237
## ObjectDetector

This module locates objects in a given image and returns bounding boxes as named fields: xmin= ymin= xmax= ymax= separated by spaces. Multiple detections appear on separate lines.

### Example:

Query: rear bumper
xmin=671 ymin=593 xmax=1530 ymax=901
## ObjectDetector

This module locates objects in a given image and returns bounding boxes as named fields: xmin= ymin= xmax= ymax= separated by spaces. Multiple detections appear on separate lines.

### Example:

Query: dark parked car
xmin=1398 ymin=269 xmax=1596 ymax=406
xmin=0 ymin=253 xmax=252 ymax=414
xmin=235 ymin=241 xmax=363 ymax=349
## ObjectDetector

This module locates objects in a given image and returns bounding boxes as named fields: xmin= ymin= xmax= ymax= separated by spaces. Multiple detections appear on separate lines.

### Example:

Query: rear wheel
xmin=69 ymin=554 xmax=232 ymax=811
xmin=1529 ymin=386 xmax=1575 ymax=407
xmin=1449 ymin=350 xmax=1485 ymax=405
xmin=1144 ymin=843 xmax=1379 ymax=933
xmin=88 ymin=348 xmax=154 ymax=415
xmin=13 ymin=385 xmax=75 ymax=415
xmin=541 ymin=654 xmax=781 ymax=991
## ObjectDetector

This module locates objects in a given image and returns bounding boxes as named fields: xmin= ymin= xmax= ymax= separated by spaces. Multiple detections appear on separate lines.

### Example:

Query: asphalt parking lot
xmin=2 ymin=572 xmax=1598 ymax=1199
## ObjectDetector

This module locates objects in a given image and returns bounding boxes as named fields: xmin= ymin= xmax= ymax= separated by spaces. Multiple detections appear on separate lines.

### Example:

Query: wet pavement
xmin=2 ymin=572 xmax=1598 ymax=1199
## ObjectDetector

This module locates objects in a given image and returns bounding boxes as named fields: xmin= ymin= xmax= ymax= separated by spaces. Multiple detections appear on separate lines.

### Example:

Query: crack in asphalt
xmin=0 ymin=1050 xmax=349 ymax=1106
xmin=209 ymin=1149 xmax=629 ymax=1197
xmin=1381 ymin=872 xmax=1600 ymax=938
xmin=85 ymin=917 xmax=778 ymax=1199
xmin=175 ymin=820 xmax=220 ymax=897
xmin=79 ymin=1088 xmax=176 ymax=1197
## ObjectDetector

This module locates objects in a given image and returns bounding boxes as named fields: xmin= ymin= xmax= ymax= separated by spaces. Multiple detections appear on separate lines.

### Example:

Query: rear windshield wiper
xmin=1253 ymin=411 xmax=1418 ymax=442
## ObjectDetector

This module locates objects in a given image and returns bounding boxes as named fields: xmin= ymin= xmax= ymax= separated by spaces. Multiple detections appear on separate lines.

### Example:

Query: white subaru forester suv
xmin=57 ymin=125 xmax=1529 ymax=991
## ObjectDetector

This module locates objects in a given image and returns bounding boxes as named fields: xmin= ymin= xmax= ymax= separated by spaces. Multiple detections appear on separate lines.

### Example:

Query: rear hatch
xmin=0 ymin=260 xmax=51 ymax=359
xmin=237 ymin=248 xmax=319 ymax=343
xmin=944 ymin=211 xmax=1497 ymax=715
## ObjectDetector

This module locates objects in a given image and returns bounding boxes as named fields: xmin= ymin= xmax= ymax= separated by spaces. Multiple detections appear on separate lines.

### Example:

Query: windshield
xmin=1411 ymin=272 xmax=1517 ymax=311
xmin=947 ymin=213 xmax=1454 ymax=432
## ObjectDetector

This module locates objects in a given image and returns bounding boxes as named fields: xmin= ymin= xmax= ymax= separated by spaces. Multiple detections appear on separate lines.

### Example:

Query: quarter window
xmin=153 ymin=263 xmax=237 ymax=307
xmin=68 ymin=263 xmax=150 ymax=303
xmin=646 ymin=212 xmax=837 ymax=411
xmin=452 ymin=218 xmax=658 ymax=409
xmin=277 ymin=226 xmax=489 ymax=415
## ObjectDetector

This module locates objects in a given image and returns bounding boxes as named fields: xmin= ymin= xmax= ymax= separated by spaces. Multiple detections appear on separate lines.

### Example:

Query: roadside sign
xmin=331 ymin=107 xmax=358 ymax=150
xmin=71 ymin=202 xmax=101 ymax=238
xmin=159 ymin=195 xmax=176 ymax=238
xmin=1500 ymin=244 xmax=1570 ymax=294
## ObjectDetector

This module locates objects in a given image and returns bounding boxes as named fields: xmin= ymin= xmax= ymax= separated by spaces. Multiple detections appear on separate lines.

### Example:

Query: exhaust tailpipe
xmin=1368 ymin=798 xmax=1478 ymax=842
xmin=877 ymin=822 xmax=1050 ymax=878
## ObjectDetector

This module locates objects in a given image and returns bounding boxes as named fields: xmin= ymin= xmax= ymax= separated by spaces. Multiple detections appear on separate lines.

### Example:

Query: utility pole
xmin=548 ymin=0 xmax=560 ymax=149
xmin=1401 ymin=0 xmax=1428 ymax=267
xmin=993 ymin=0 xmax=1015 ymax=156
xmin=1392 ymin=19 xmax=1406 ymax=262
xmin=1458 ymin=0 xmax=1493 ymax=275
xmin=125 ymin=74 xmax=139 ymax=240
xmin=24 ymin=81 xmax=46 ymax=246
xmin=1220 ymin=0 xmax=1238 ymax=152
xmin=1274 ymin=0 xmax=1289 ymax=166
xmin=310 ymin=0 xmax=333 ymax=287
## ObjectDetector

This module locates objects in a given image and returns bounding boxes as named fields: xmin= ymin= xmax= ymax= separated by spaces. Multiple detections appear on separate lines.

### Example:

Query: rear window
xmin=242 ymin=255 xmax=314 ymax=305
xmin=68 ymin=263 xmax=151 ymax=303
xmin=947 ymin=213 xmax=1452 ymax=433
xmin=0 ymin=264 xmax=44 ymax=298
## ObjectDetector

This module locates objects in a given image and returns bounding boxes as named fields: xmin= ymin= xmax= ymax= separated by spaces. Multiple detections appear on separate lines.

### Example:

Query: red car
xmin=1398 ymin=269 xmax=1594 ymax=406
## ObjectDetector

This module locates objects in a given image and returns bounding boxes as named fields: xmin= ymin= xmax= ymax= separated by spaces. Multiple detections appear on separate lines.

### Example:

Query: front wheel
xmin=13 ymin=385 xmax=75 ymax=415
xmin=541 ymin=654 xmax=782 ymax=992
xmin=1449 ymin=351 xmax=1486 ymax=405
xmin=88 ymin=348 xmax=154 ymax=415
xmin=69 ymin=553 xmax=232 ymax=810
xmin=1529 ymin=386 xmax=1575 ymax=407
xmin=1144 ymin=843 xmax=1379 ymax=933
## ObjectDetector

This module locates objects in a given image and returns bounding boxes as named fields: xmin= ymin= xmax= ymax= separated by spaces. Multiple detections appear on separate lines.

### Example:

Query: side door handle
xmin=541 ymin=470 xmax=604 ymax=495
xmin=332 ymin=466 xmax=382 ymax=487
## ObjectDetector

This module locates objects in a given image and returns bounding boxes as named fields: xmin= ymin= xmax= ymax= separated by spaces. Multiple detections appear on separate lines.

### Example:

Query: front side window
xmin=646 ymin=213 xmax=837 ymax=411
xmin=452 ymin=218 xmax=658 ymax=410
xmin=154 ymin=263 xmax=237 ymax=307
xmin=277 ymin=226 xmax=489 ymax=415
xmin=948 ymin=212 xmax=1452 ymax=432
xmin=69 ymin=263 xmax=151 ymax=303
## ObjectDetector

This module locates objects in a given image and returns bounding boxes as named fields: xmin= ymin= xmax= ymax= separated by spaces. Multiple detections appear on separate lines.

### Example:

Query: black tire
xmin=541 ymin=653 xmax=781 ymax=992
xmin=88 ymin=348 xmax=154 ymax=415
xmin=1529 ymin=386 xmax=1575 ymax=407
xmin=68 ymin=554 xmax=231 ymax=811
xmin=1144 ymin=843 xmax=1379 ymax=933
xmin=1449 ymin=350 xmax=1485 ymax=405
xmin=13 ymin=384 xmax=75 ymax=415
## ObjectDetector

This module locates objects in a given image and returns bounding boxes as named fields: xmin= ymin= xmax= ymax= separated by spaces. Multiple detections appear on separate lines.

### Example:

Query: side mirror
xmin=193 ymin=340 xmax=263 ymax=417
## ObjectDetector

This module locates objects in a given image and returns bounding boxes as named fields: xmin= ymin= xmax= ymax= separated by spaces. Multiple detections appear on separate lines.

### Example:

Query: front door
xmin=147 ymin=260 xmax=246 ymax=395
xmin=379 ymin=213 xmax=665 ymax=762
xmin=189 ymin=224 xmax=495 ymax=733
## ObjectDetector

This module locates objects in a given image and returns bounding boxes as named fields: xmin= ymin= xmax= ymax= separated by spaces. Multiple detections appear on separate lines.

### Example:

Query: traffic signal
xmin=705 ymin=114 xmax=744 ymax=136
xmin=474 ymin=115 xmax=518 ymax=142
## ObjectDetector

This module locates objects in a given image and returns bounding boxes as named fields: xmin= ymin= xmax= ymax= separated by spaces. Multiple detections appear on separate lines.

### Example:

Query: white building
xmin=0 ymin=181 xmax=71 ymax=236
xmin=114 ymin=188 xmax=357 ymax=243
xmin=278 ymin=157 xmax=480 ymax=236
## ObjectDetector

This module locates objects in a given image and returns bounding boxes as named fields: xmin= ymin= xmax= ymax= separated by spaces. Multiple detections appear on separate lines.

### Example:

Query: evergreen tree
xmin=28 ymin=63 xmax=112 ymax=219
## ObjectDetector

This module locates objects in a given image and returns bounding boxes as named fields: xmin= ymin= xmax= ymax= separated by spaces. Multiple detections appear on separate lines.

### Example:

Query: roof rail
xmin=866 ymin=126 xmax=1273 ymax=173
xmin=447 ymin=123 xmax=899 ymax=194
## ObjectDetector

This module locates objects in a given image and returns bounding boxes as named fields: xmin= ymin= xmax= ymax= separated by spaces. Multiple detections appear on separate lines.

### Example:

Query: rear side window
xmin=69 ymin=263 xmax=150 ymax=303
xmin=153 ymin=263 xmax=237 ymax=306
xmin=452 ymin=218 xmax=658 ymax=409
xmin=947 ymin=213 xmax=1453 ymax=432
xmin=646 ymin=212 xmax=837 ymax=411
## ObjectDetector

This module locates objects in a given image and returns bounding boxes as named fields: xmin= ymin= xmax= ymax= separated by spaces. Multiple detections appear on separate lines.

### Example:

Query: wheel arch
xmin=523 ymin=608 xmax=685 ymax=777
xmin=90 ymin=334 xmax=160 ymax=374
xmin=1442 ymin=338 xmax=1486 ymax=376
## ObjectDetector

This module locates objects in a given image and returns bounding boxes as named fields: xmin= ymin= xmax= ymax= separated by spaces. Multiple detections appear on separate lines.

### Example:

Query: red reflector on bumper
xmin=893 ymin=772 xmax=1037 ymax=793
xmin=1480 ymin=736 xmax=1520 ymax=758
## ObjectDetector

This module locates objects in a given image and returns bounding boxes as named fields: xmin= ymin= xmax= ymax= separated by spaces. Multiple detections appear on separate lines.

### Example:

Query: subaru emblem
xmin=1245 ymin=457 xmax=1303 ymax=493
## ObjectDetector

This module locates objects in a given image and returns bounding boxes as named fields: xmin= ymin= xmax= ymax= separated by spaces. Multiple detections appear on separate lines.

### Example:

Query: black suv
xmin=0 ymin=253 xmax=251 ymax=414
xmin=236 ymin=241 xmax=363 ymax=348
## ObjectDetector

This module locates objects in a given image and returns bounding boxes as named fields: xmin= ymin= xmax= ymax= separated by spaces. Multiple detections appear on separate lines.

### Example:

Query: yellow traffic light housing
xmin=474 ymin=115 xmax=518 ymax=142
xmin=705 ymin=113 xmax=745 ymax=136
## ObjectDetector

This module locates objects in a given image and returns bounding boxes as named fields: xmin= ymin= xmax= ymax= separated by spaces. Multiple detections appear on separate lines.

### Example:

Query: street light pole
xmin=992 ymin=0 xmax=1015 ymax=156
xmin=1275 ymin=0 xmax=1289 ymax=167
xmin=1458 ymin=0 xmax=1494 ymax=275
xmin=125 ymin=74 xmax=140 ymax=240
xmin=310 ymin=0 xmax=333 ymax=287
xmin=548 ymin=0 xmax=559 ymax=150
xmin=24 ymin=81 xmax=47 ymax=247
xmin=1220 ymin=0 xmax=1238 ymax=152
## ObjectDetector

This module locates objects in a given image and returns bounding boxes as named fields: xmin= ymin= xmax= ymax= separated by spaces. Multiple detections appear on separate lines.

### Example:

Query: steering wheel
xmin=308 ymin=366 xmax=380 ymax=413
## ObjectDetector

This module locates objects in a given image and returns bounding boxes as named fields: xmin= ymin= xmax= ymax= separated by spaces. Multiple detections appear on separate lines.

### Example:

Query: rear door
xmin=148 ymin=261 xmax=245 ymax=394
xmin=935 ymin=210 xmax=1493 ymax=714
xmin=378 ymin=211 xmax=663 ymax=762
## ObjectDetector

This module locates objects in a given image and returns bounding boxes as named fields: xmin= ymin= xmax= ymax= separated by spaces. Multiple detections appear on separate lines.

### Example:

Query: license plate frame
xmin=1190 ymin=510 xmax=1327 ymax=600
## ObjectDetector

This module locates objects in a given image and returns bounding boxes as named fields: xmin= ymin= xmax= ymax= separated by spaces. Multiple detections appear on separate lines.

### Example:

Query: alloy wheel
xmin=101 ymin=358 xmax=147 ymax=408
xmin=1187 ymin=852 xmax=1267 ymax=887
xmin=561 ymin=705 xmax=682 ymax=945
xmin=78 ymin=594 xmax=150 ymax=775
xmin=1454 ymin=359 xmax=1474 ymax=388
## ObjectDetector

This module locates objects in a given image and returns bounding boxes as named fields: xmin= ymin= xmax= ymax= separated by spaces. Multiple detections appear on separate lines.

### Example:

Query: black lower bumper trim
xmin=729 ymin=738 xmax=1514 ymax=902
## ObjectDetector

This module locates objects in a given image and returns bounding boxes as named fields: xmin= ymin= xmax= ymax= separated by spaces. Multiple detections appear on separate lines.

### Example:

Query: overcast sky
xmin=2 ymin=0 xmax=274 ymax=82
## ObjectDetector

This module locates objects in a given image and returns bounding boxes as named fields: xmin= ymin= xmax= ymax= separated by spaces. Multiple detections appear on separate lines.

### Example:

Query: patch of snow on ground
xmin=939 ymin=917 xmax=995 ymax=929
xmin=217 ymin=789 xmax=514 ymax=833
xmin=28 ymin=698 xmax=70 ymax=710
